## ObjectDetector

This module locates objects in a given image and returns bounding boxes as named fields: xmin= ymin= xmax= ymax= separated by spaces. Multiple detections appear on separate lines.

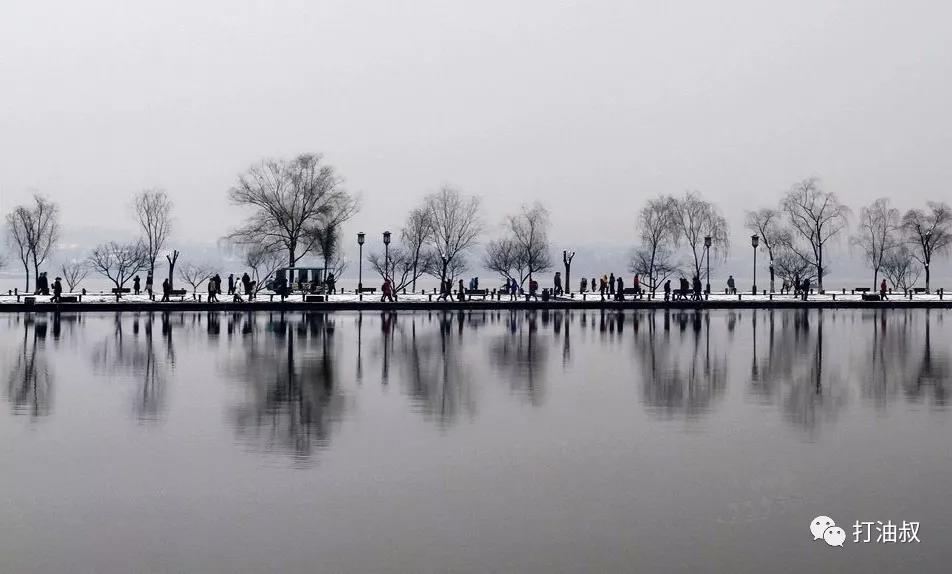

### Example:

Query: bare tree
xmin=166 ymin=249 xmax=180 ymax=290
xmin=423 ymin=186 xmax=482 ymax=284
xmin=744 ymin=207 xmax=784 ymax=291
xmin=368 ymin=246 xmax=429 ymax=293
xmin=133 ymin=189 xmax=172 ymax=282
xmin=227 ymin=154 xmax=359 ymax=267
xmin=852 ymin=198 xmax=900 ymax=289
xmin=562 ymin=250 xmax=575 ymax=294
xmin=670 ymin=191 xmax=729 ymax=282
xmin=882 ymin=246 xmax=922 ymax=292
xmin=244 ymin=245 xmax=283 ymax=295
xmin=902 ymin=202 xmax=952 ymax=292
xmin=508 ymin=202 xmax=552 ymax=285
xmin=88 ymin=241 xmax=148 ymax=293
xmin=178 ymin=262 xmax=215 ymax=296
xmin=632 ymin=195 xmax=678 ymax=295
xmin=401 ymin=207 xmax=433 ymax=292
xmin=772 ymin=243 xmax=815 ymax=288
xmin=60 ymin=261 xmax=90 ymax=291
xmin=780 ymin=177 xmax=850 ymax=291
xmin=5 ymin=194 xmax=59 ymax=291
xmin=484 ymin=238 xmax=526 ymax=285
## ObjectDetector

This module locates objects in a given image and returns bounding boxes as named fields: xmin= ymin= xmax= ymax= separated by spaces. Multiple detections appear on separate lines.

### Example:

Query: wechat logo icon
xmin=811 ymin=516 xmax=846 ymax=547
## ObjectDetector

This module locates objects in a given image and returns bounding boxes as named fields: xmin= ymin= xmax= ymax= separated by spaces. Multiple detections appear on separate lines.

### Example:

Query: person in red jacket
xmin=381 ymin=279 xmax=394 ymax=302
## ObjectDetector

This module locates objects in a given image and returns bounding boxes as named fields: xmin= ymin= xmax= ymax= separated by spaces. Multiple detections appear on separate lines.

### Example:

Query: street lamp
xmin=751 ymin=234 xmax=759 ymax=294
xmin=383 ymin=231 xmax=391 ymax=282
xmin=357 ymin=232 xmax=365 ymax=291
xmin=704 ymin=235 xmax=712 ymax=295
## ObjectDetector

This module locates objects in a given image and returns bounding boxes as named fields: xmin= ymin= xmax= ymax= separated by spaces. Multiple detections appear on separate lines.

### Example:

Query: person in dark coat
xmin=241 ymin=272 xmax=252 ymax=295
xmin=880 ymin=278 xmax=888 ymax=300
xmin=616 ymin=276 xmax=625 ymax=301
xmin=227 ymin=274 xmax=235 ymax=295
xmin=590 ymin=277 xmax=596 ymax=293
xmin=609 ymin=273 xmax=616 ymax=295
xmin=664 ymin=279 xmax=671 ymax=301
xmin=161 ymin=278 xmax=171 ymax=302
xmin=133 ymin=275 xmax=141 ymax=295
xmin=52 ymin=277 xmax=63 ymax=302
xmin=692 ymin=275 xmax=703 ymax=301
xmin=801 ymin=277 xmax=810 ymax=301
xmin=458 ymin=279 xmax=466 ymax=301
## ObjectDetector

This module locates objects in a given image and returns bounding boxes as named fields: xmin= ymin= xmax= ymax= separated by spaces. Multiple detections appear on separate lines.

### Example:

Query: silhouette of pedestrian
xmin=554 ymin=272 xmax=563 ymax=296
xmin=609 ymin=273 xmax=615 ymax=295
xmin=228 ymin=273 xmax=235 ymax=295
xmin=727 ymin=275 xmax=736 ymax=295
xmin=616 ymin=276 xmax=624 ymax=301
xmin=880 ymin=278 xmax=888 ymax=300
xmin=133 ymin=275 xmax=141 ymax=295
xmin=664 ymin=279 xmax=671 ymax=301
xmin=52 ymin=276 xmax=62 ymax=302
xmin=161 ymin=278 xmax=171 ymax=302
xmin=458 ymin=279 xmax=466 ymax=301
xmin=692 ymin=275 xmax=702 ymax=301
xmin=801 ymin=277 xmax=810 ymax=301
xmin=590 ymin=277 xmax=596 ymax=293
xmin=146 ymin=273 xmax=154 ymax=298
xmin=381 ymin=278 xmax=395 ymax=302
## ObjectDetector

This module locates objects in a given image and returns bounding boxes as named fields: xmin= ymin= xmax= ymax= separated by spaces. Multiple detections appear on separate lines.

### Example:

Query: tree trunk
xmin=925 ymin=259 xmax=931 ymax=292
xmin=22 ymin=264 xmax=30 ymax=292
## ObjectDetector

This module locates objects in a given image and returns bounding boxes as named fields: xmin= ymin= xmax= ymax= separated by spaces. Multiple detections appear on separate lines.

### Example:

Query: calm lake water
xmin=1 ymin=309 xmax=950 ymax=573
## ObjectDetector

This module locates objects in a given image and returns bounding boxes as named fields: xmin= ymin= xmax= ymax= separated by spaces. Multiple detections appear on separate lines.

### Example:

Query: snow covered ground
xmin=0 ymin=290 xmax=948 ymax=305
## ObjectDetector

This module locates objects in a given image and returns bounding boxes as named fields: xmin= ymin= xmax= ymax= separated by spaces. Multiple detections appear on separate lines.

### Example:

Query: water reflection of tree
xmin=5 ymin=316 xmax=54 ymax=417
xmin=228 ymin=312 xmax=345 ymax=460
xmin=386 ymin=311 xmax=478 ymax=427
xmin=90 ymin=312 xmax=172 ymax=421
xmin=636 ymin=310 xmax=727 ymax=418
xmin=489 ymin=310 xmax=549 ymax=406
xmin=861 ymin=309 xmax=949 ymax=406
xmin=746 ymin=309 xmax=847 ymax=432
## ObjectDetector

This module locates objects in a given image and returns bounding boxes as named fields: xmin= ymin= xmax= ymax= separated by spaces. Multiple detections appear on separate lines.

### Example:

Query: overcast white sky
xmin=2 ymin=0 xmax=951 ymax=283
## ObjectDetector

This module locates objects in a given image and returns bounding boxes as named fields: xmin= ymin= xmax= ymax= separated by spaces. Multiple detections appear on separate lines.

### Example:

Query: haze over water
xmin=1 ymin=309 xmax=949 ymax=573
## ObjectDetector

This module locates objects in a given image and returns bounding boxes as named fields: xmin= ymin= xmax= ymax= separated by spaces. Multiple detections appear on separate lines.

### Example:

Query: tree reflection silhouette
xmin=228 ymin=312 xmax=345 ymax=460
xmin=5 ymin=316 xmax=53 ymax=417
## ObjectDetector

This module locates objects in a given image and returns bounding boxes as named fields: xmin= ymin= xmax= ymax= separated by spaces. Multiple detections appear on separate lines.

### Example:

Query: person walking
xmin=590 ymin=277 xmax=596 ymax=293
xmin=381 ymin=278 xmax=394 ymax=302
xmin=458 ymin=279 xmax=466 ymax=301
xmin=616 ymin=276 xmax=625 ymax=301
xmin=227 ymin=274 xmax=235 ymax=295
xmin=692 ymin=275 xmax=702 ymax=301
xmin=727 ymin=275 xmax=736 ymax=295
xmin=599 ymin=275 xmax=608 ymax=301
xmin=242 ymin=272 xmax=252 ymax=296
xmin=325 ymin=272 xmax=336 ymax=294
xmin=208 ymin=276 xmax=219 ymax=302
xmin=133 ymin=275 xmax=141 ymax=295
xmin=579 ymin=277 xmax=587 ymax=293
xmin=609 ymin=273 xmax=616 ymax=295
xmin=553 ymin=272 xmax=563 ymax=296
xmin=633 ymin=274 xmax=641 ymax=299
xmin=161 ymin=277 xmax=171 ymax=302
xmin=52 ymin=276 xmax=63 ymax=303
xmin=664 ymin=279 xmax=671 ymax=301
xmin=880 ymin=278 xmax=888 ymax=300
xmin=146 ymin=272 xmax=154 ymax=299
xmin=801 ymin=277 xmax=810 ymax=302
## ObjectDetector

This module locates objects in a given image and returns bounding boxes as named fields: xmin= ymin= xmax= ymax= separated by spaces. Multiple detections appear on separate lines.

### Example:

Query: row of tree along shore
xmin=5 ymin=153 xmax=950 ymax=299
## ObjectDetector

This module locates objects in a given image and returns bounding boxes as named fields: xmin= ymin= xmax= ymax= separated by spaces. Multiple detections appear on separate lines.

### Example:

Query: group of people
xmin=577 ymin=273 xmax=645 ymax=301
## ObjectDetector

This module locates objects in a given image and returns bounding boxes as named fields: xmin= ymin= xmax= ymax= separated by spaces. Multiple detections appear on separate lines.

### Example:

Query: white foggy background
xmin=1 ymin=0 xmax=951 ymax=290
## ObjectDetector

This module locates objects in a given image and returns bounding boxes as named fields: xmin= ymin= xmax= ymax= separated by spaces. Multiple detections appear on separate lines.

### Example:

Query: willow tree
xmin=670 ymin=191 xmax=729 ymax=283
xmin=422 ymin=186 xmax=482 ymax=285
xmin=228 ymin=154 xmax=359 ymax=268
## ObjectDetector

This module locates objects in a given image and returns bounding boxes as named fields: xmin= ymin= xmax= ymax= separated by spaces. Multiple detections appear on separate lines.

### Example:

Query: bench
xmin=853 ymin=287 xmax=870 ymax=294
xmin=913 ymin=287 xmax=927 ymax=294
xmin=861 ymin=294 xmax=881 ymax=302
xmin=58 ymin=295 xmax=79 ymax=303
xmin=622 ymin=287 xmax=645 ymax=297
xmin=465 ymin=289 xmax=488 ymax=300
xmin=304 ymin=295 xmax=326 ymax=303
xmin=24 ymin=296 xmax=36 ymax=305
xmin=357 ymin=287 xmax=377 ymax=294
xmin=111 ymin=287 xmax=131 ymax=294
